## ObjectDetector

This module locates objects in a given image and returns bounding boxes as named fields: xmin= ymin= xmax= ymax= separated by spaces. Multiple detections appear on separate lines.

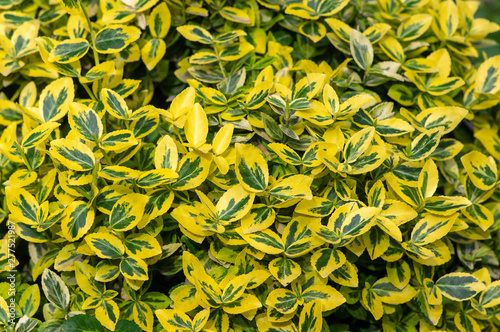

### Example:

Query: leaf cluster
xmin=1 ymin=0 xmax=500 ymax=332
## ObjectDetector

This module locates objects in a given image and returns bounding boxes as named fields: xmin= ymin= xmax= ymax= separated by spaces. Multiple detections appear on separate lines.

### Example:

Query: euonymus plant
xmin=1 ymin=0 xmax=500 ymax=331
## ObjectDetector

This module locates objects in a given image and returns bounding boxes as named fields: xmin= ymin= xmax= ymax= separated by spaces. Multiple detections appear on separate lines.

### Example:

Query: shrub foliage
xmin=1 ymin=0 xmax=500 ymax=331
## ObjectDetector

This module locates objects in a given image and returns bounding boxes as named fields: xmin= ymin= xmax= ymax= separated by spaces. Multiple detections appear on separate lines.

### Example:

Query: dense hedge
xmin=1 ymin=0 xmax=500 ymax=331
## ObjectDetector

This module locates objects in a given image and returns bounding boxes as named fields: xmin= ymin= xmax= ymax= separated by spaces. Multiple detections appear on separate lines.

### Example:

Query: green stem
xmin=173 ymin=127 xmax=184 ymax=145
xmin=209 ymin=11 xmax=218 ymax=20
xmin=14 ymin=142 xmax=33 ymax=172
xmin=78 ymin=0 xmax=103 ymax=93
xmin=99 ymin=177 xmax=108 ymax=187
xmin=10 ymin=86 xmax=21 ymax=101
xmin=78 ymin=0 xmax=99 ymax=66
xmin=264 ymin=194 xmax=271 ymax=206
xmin=82 ymin=83 xmax=96 ymax=100
xmin=75 ymin=186 xmax=92 ymax=201
xmin=282 ymin=133 xmax=289 ymax=145
xmin=284 ymin=99 xmax=290 ymax=120
xmin=92 ymin=163 xmax=99 ymax=187
xmin=102 ymin=113 xmax=107 ymax=134
xmin=132 ymin=179 xmax=139 ymax=192
xmin=173 ymin=190 xmax=191 ymax=204
xmin=100 ymin=148 xmax=113 ymax=166
xmin=0 ymin=167 xmax=3 ymax=192
xmin=92 ymin=135 xmax=113 ymax=166
xmin=213 ymin=44 xmax=227 ymax=78
xmin=282 ymin=99 xmax=291 ymax=144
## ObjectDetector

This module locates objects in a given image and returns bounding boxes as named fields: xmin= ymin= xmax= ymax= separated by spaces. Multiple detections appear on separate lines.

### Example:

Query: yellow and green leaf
xmin=50 ymin=138 xmax=95 ymax=171
xmin=124 ymin=233 xmax=162 ymax=259
xmin=268 ymin=143 xmax=302 ymax=165
xmin=100 ymin=130 xmax=138 ymax=151
xmin=380 ymin=36 xmax=405 ymax=63
xmin=99 ymin=166 xmax=140 ymax=181
xmin=298 ymin=300 xmax=322 ymax=332
xmin=454 ymin=312 xmax=481 ymax=332
xmin=48 ymin=38 xmax=89 ymax=63
xmin=95 ymin=300 xmax=119 ymax=331
xmin=216 ymin=184 xmax=255 ymax=223
xmin=68 ymin=103 xmax=103 ymax=142
xmin=6 ymin=187 xmax=39 ymax=226
xmin=462 ymin=203 xmax=494 ymax=231
xmin=302 ymin=283 xmax=346 ymax=311
xmin=241 ymin=204 xmax=275 ymax=234
xmin=282 ymin=218 xmax=321 ymax=257
xmin=268 ymin=175 xmax=313 ymax=203
xmin=295 ymin=196 xmax=334 ymax=217
xmin=238 ymin=228 xmax=284 ymax=255
xmin=41 ymin=269 xmax=70 ymax=311
xmin=386 ymin=260 xmax=411 ymax=289
xmin=177 ymin=25 xmax=213 ymax=44
xmin=101 ymin=88 xmax=131 ymax=119
xmin=109 ymin=193 xmax=149 ymax=231
xmin=344 ymin=127 xmax=375 ymax=163
xmin=19 ymin=284 xmax=40 ymax=317
xmin=219 ymin=42 xmax=254 ymax=61
xmin=350 ymin=29 xmax=373 ymax=70
xmin=136 ymin=169 xmax=178 ymax=188
xmin=86 ymin=232 xmax=125 ymax=259
xmin=95 ymin=25 xmax=141 ymax=54
xmin=80 ymin=61 xmax=115 ymax=83
xmin=299 ymin=21 xmax=326 ymax=43
xmin=171 ymin=152 xmax=212 ymax=191
xmin=362 ymin=287 xmax=383 ymax=320
xmin=61 ymin=201 xmax=95 ymax=241
xmin=149 ymin=3 xmax=171 ymax=38
xmin=39 ymin=77 xmax=74 ymax=122
xmin=411 ymin=213 xmax=457 ymax=246
xmin=235 ymin=143 xmax=269 ymax=193
xmin=141 ymin=38 xmax=166 ymax=71
xmin=293 ymin=73 xmax=325 ymax=100
xmin=220 ymin=6 xmax=251 ymax=24
xmin=480 ymin=280 xmax=500 ymax=308
xmin=436 ymin=273 xmax=485 ymax=301
xmin=155 ymin=135 xmax=178 ymax=170
xmin=404 ymin=128 xmax=442 ymax=161
xmin=461 ymin=151 xmax=498 ymax=190
xmin=221 ymin=274 xmax=250 ymax=303
xmin=371 ymin=277 xmax=417 ymax=304
xmin=120 ymin=257 xmax=148 ymax=281
xmin=340 ymin=207 xmax=381 ymax=242
xmin=246 ymin=82 xmax=273 ymax=109
xmin=184 ymin=103 xmax=208 ymax=149
xmin=418 ymin=159 xmax=438 ymax=199
xmin=423 ymin=196 xmax=471 ymax=215
xmin=475 ymin=55 xmax=500 ymax=94
xmin=156 ymin=309 xmax=193 ymax=331
xmin=397 ymin=14 xmax=432 ymax=41
xmin=266 ymin=289 xmax=298 ymax=314
xmin=268 ymin=256 xmax=301 ymax=287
